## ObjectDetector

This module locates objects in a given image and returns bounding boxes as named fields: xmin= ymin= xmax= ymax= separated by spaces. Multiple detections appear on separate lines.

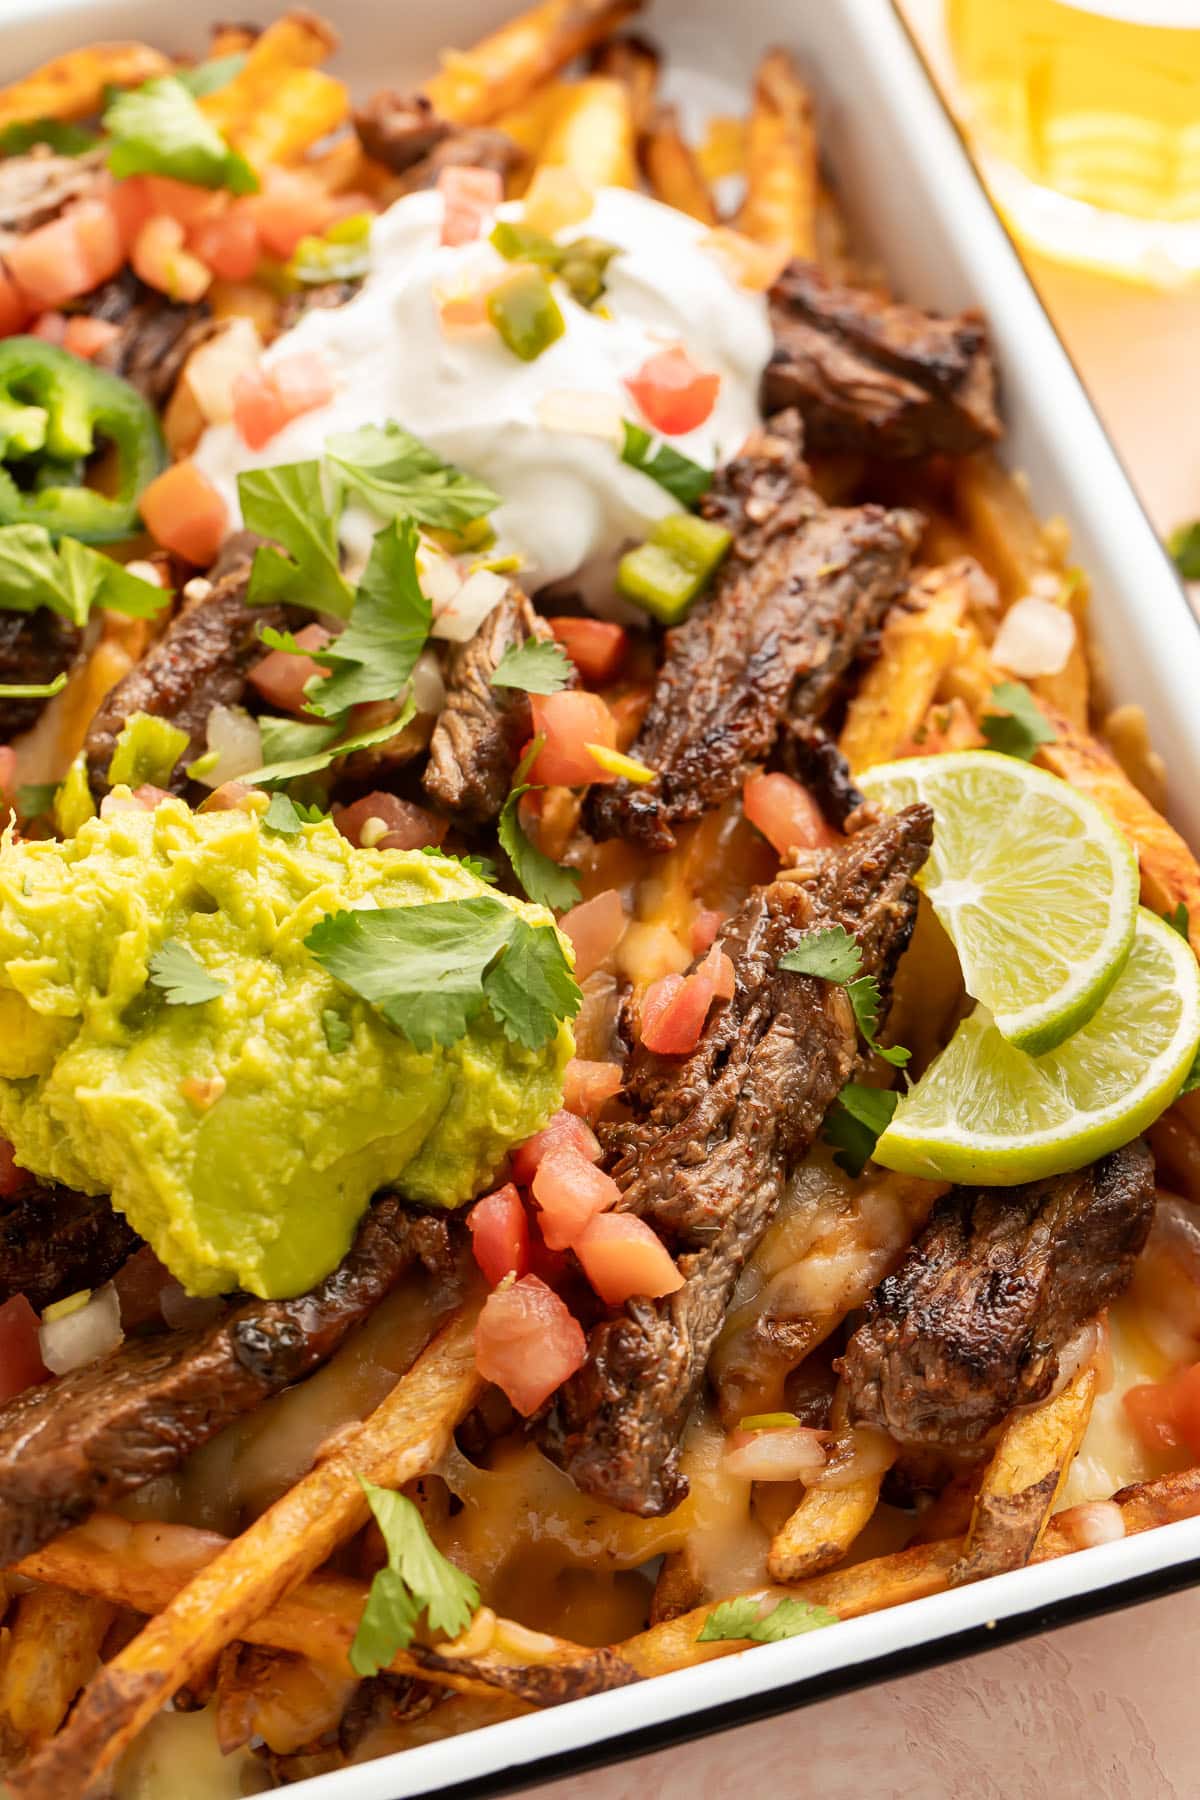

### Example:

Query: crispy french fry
xmin=950 ymin=1363 xmax=1097 ymax=1586
xmin=214 ymin=1643 xmax=356 ymax=1757
xmin=935 ymin=616 xmax=998 ymax=715
xmin=1037 ymin=704 xmax=1200 ymax=959
xmin=0 ymin=42 xmax=169 ymax=129
xmin=229 ymin=67 xmax=350 ymax=167
xmin=839 ymin=564 xmax=972 ymax=773
xmin=0 ymin=1585 xmax=113 ymax=1748
xmin=302 ymin=135 xmax=367 ymax=197
xmin=736 ymin=49 xmax=819 ymax=258
xmin=11 ymin=624 xmax=138 ymax=787
xmin=1103 ymin=702 xmax=1168 ymax=812
xmin=650 ymin=1548 xmax=708 ymax=1625
xmin=201 ymin=10 xmax=340 ymax=136
xmin=590 ymin=34 xmax=659 ymax=134
xmin=643 ymin=104 xmax=716 ymax=224
xmin=494 ymin=81 xmax=572 ymax=158
xmin=206 ymin=24 xmax=259 ymax=58
xmin=954 ymin=454 xmax=1059 ymax=604
xmin=18 ymin=1305 xmax=484 ymax=1800
xmin=536 ymin=77 xmax=637 ymax=188
xmin=423 ymin=0 xmax=641 ymax=127
xmin=767 ymin=1421 xmax=895 ymax=1582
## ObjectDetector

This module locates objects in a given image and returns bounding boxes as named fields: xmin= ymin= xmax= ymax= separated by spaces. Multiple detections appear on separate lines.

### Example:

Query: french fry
xmin=229 ymin=67 xmax=350 ymax=168
xmin=1103 ymin=702 xmax=1168 ymax=812
xmin=838 ymin=564 xmax=972 ymax=773
xmin=736 ymin=49 xmax=819 ymax=258
xmin=200 ymin=10 xmax=340 ymax=137
xmin=494 ymin=81 xmax=572 ymax=157
xmin=935 ymin=616 xmax=998 ymax=715
xmin=950 ymin=1363 xmax=1097 ymax=1586
xmin=643 ymin=104 xmax=716 ymax=224
xmin=1028 ymin=571 xmax=1090 ymax=731
xmin=953 ymin=454 xmax=1060 ymax=604
xmin=536 ymin=77 xmax=637 ymax=188
xmin=0 ymin=1585 xmax=113 ymax=1748
xmin=17 ymin=1304 xmax=484 ymax=1800
xmin=767 ymin=1412 xmax=895 ymax=1582
xmin=423 ymin=0 xmax=641 ymax=127
xmin=206 ymin=24 xmax=259 ymax=58
xmin=0 ymin=42 xmax=170 ymax=129
xmin=590 ymin=34 xmax=659 ymax=135
xmin=300 ymin=134 xmax=367 ymax=197
xmin=214 ymin=1643 xmax=356 ymax=1757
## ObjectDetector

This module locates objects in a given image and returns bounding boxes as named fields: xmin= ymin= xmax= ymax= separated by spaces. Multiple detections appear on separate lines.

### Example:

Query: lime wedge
xmin=874 ymin=909 xmax=1200 ymax=1186
xmin=859 ymin=751 xmax=1139 ymax=1053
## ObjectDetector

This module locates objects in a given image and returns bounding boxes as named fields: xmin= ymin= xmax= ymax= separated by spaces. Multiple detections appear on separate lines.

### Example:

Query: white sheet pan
xmin=2 ymin=0 xmax=1198 ymax=1792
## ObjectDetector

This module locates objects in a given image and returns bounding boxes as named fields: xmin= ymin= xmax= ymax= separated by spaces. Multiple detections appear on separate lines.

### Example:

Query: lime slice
xmin=859 ymin=751 xmax=1139 ymax=1054
xmin=874 ymin=909 xmax=1200 ymax=1186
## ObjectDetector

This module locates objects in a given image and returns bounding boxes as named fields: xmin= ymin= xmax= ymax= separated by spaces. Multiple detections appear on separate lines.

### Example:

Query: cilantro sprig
xmin=326 ymin=422 xmax=500 ymax=531
xmin=490 ymin=636 xmax=572 ymax=696
xmin=240 ymin=462 xmax=355 ymax=619
xmin=823 ymin=1082 xmax=899 ymax=1178
xmin=147 ymin=940 xmax=227 ymax=1006
xmin=620 ymin=420 xmax=713 ymax=508
xmin=245 ymin=703 xmax=416 ymax=787
xmin=497 ymin=738 xmax=582 ymax=912
xmin=779 ymin=925 xmax=910 ymax=1068
xmin=0 ymin=527 xmax=170 ymax=628
xmin=1164 ymin=902 xmax=1190 ymax=941
xmin=980 ymin=681 xmax=1055 ymax=761
xmin=262 ymin=792 xmax=326 ymax=836
xmin=697 ymin=1595 xmax=837 ymax=1645
xmin=349 ymin=1479 xmax=480 ymax=1678
xmin=103 ymin=75 xmax=258 ymax=194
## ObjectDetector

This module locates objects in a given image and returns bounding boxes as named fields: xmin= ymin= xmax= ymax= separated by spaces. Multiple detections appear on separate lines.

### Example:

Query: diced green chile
xmin=487 ymin=269 xmax=565 ymax=362
xmin=0 ymin=338 xmax=167 ymax=543
xmin=617 ymin=512 xmax=732 ymax=623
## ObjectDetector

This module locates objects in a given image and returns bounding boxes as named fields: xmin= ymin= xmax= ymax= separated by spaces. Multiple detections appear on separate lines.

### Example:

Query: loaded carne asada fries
xmin=0 ymin=3 xmax=1197 ymax=1791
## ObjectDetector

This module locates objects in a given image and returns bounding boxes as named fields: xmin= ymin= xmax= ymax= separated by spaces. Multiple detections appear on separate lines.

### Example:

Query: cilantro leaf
xmin=421 ymin=845 xmax=498 ymax=883
xmin=303 ymin=517 xmax=432 ymax=719
xmin=697 ymin=1595 xmax=837 ymax=1645
xmin=0 ymin=526 xmax=169 ymax=627
xmin=497 ymin=739 xmax=582 ymax=911
xmin=490 ymin=636 xmax=572 ymax=696
xmin=256 ymin=715 xmax=340 ymax=767
xmin=1164 ymin=902 xmax=1190 ymax=940
xmin=0 ymin=119 xmax=100 ymax=156
xmin=350 ymin=1479 xmax=480 ymax=1678
xmin=239 ymin=462 xmax=355 ymax=619
xmin=305 ymin=893 xmax=579 ymax=1052
xmin=779 ymin=924 xmax=862 ymax=984
xmin=823 ymin=1082 xmax=899 ymax=1178
xmin=980 ymin=681 xmax=1056 ymax=761
xmin=1179 ymin=1047 xmax=1200 ymax=1097
xmin=103 ymin=76 xmax=258 ymax=194
xmin=263 ymin=792 xmax=304 ymax=836
xmin=1168 ymin=521 xmax=1200 ymax=581
xmin=326 ymin=422 xmax=500 ymax=531
xmin=175 ymin=53 xmax=247 ymax=98
xmin=15 ymin=782 xmax=56 ymax=818
xmin=321 ymin=1008 xmax=352 ymax=1053
xmin=246 ymin=703 xmax=416 ymax=786
xmin=846 ymin=975 xmax=910 ymax=1068
xmin=147 ymin=939 xmax=227 ymax=1006
xmin=0 ymin=672 xmax=66 ymax=699
xmin=621 ymin=420 xmax=713 ymax=508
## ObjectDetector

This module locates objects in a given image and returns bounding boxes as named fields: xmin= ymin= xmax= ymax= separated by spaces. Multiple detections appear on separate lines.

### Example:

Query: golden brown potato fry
xmin=935 ymin=616 xmax=997 ymax=715
xmin=590 ymin=34 xmax=659 ymax=134
xmin=950 ymin=1363 xmax=1097 ymax=1586
xmin=767 ymin=1428 xmax=895 ymax=1583
xmin=643 ymin=104 xmax=716 ymax=224
xmin=303 ymin=135 xmax=368 ymax=197
xmin=10 ymin=616 xmax=144 ymax=787
xmin=206 ymin=24 xmax=259 ymax=58
xmin=736 ymin=49 xmax=819 ymax=258
xmin=911 ymin=1468 xmax=986 ymax=1546
xmin=953 ymin=454 xmax=1060 ymax=604
xmin=536 ymin=77 xmax=637 ymax=188
xmin=0 ymin=1585 xmax=113 ymax=1748
xmin=0 ymin=42 xmax=169 ymax=129
xmin=494 ymin=81 xmax=571 ymax=157
xmin=1027 ymin=571 xmax=1090 ymax=730
xmin=839 ymin=564 xmax=972 ymax=773
xmin=1103 ymin=701 xmax=1168 ymax=812
xmin=230 ymin=68 xmax=350 ymax=167
xmin=214 ymin=1643 xmax=356 ymax=1757
xmin=19 ymin=1305 xmax=483 ymax=1800
xmin=649 ymin=1548 xmax=708 ymax=1625
xmin=201 ymin=9 xmax=340 ymax=136
xmin=423 ymin=0 xmax=641 ymax=127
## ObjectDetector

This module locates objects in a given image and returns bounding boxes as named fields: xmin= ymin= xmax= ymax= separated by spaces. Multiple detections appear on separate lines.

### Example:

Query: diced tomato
xmin=0 ymin=1139 xmax=32 ymax=1202
xmin=547 ymin=616 xmax=628 ymax=686
xmin=247 ymin=621 xmax=332 ymax=714
xmin=139 ymin=459 xmax=228 ymax=567
xmin=0 ymin=1295 xmax=48 ymax=1401
xmin=233 ymin=351 xmax=335 ymax=450
xmin=0 ymin=268 xmax=33 ymax=338
xmin=527 ymin=691 xmax=618 ymax=787
xmin=640 ymin=941 xmax=735 ymax=1056
xmin=63 ymin=315 xmax=121 ymax=359
xmin=142 ymin=175 xmax=227 ymax=230
xmin=0 ymin=747 xmax=14 ymax=811
xmin=1125 ymin=1363 xmax=1200 ymax=1459
xmin=559 ymin=888 xmax=626 ymax=981
xmin=271 ymin=350 xmax=336 ymax=418
xmin=531 ymin=1142 xmax=620 ymax=1252
xmin=131 ymin=784 xmax=173 ymax=809
xmin=510 ymin=1109 xmax=600 ymax=1187
xmin=575 ymin=1212 xmax=683 ymax=1306
xmin=625 ymin=344 xmax=721 ymax=437
xmin=248 ymin=168 xmax=336 ymax=261
xmin=31 ymin=311 xmax=67 ymax=344
xmin=561 ymin=1058 xmax=623 ymax=1119
xmin=7 ymin=199 xmax=124 ymax=308
xmin=108 ymin=177 xmax=155 ymax=249
xmin=191 ymin=207 xmax=260 ymax=282
xmin=333 ymin=791 xmax=447 ymax=852
xmin=1170 ymin=1364 xmax=1200 ymax=1456
xmin=474 ymin=1274 xmax=586 ymax=1415
xmin=438 ymin=165 xmax=503 ymax=246
xmin=132 ymin=216 xmax=212 ymax=303
xmin=111 ymin=1244 xmax=174 ymax=1330
xmin=690 ymin=907 xmax=724 ymax=954
xmin=743 ymin=771 xmax=839 ymax=859
xmin=467 ymin=1183 xmax=530 ymax=1287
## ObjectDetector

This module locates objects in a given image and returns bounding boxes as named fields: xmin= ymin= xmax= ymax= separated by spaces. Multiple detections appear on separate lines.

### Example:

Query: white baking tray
xmin=4 ymin=0 xmax=1200 ymax=1792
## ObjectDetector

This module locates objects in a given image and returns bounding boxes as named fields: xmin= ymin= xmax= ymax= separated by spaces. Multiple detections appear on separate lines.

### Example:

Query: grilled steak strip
xmin=423 ymin=586 xmax=557 ymax=823
xmin=354 ymin=91 xmax=522 ymax=189
xmin=0 ymin=1196 xmax=449 ymax=1564
xmin=588 ymin=414 xmax=920 ymax=851
xmin=841 ymin=1141 xmax=1156 ymax=1456
xmin=87 ymin=270 xmax=216 ymax=410
xmin=540 ymin=804 xmax=933 ymax=1515
xmin=764 ymin=261 xmax=1001 ymax=460
xmin=0 ymin=608 xmax=81 ymax=738
xmin=0 ymin=1188 xmax=140 ymax=1314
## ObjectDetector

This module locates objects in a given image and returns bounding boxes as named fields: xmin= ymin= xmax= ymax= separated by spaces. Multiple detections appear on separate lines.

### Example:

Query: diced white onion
xmin=432 ymin=568 xmax=509 ymax=643
xmin=39 ymin=1284 xmax=123 ymax=1375
xmin=416 ymin=543 xmax=466 ymax=610
xmin=536 ymin=388 xmax=624 ymax=444
xmin=184 ymin=318 xmax=262 ymax=427
xmin=992 ymin=595 xmax=1076 ymax=678
xmin=723 ymin=1426 xmax=829 ymax=1483
xmin=809 ymin=1426 xmax=895 ymax=1489
xmin=197 ymin=704 xmax=263 ymax=789
xmin=1058 ymin=1499 xmax=1125 ymax=1549
xmin=410 ymin=645 xmax=447 ymax=718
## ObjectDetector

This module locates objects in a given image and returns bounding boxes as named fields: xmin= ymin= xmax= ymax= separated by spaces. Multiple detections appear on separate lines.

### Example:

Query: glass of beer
xmin=944 ymin=0 xmax=1200 ymax=285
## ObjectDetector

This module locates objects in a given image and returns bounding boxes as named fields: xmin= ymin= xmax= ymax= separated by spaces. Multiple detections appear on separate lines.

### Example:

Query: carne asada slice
xmin=278 ymin=277 xmax=364 ymax=332
xmin=764 ymin=261 xmax=1001 ymax=459
xmin=87 ymin=269 xmax=216 ymax=411
xmin=0 ymin=608 xmax=81 ymax=738
xmin=0 ymin=1187 xmax=140 ymax=1314
xmin=540 ymin=803 xmax=932 ymax=1515
xmin=589 ymin=414 xmax=919 ymax=850
xmin=0 ymin=147 xmax=103 ymax=233
xmin=423 ymin=585 xmax=558 ymax=823
xmin=354 ymin=90 xmax=523 ymax=189
xmin=841 ymin=1140 xmax=1156 ymax=1456
xmin=0 ymin=1196 xmax=448 ymax=1564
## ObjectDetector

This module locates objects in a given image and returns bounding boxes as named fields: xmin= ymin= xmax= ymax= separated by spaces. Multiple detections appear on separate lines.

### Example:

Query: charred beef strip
xmin=423 ymin=585 xmax=558 ymax=823
xmin=278 ymin=277 xmax=364 ymax=332
xmin=0 ymin=1196 xmax=449 ymax=1564
xmin=0 ymin=1187 xmax=140 ymax=1314
xmin=781 ymin=721 xmax=865 ymax=832
xmin=589 ymin=414 xmax=919 ymax=851
xmin=86 ymin=269 xmax=216 ymax=411
xmin=841 ymin=1141 xmax=1156 ymax=1456
xmin=540 ymin=804 xmax=932 ymax=1515
xmin=764 ymin=261 xmax=1001 ymax=460
xmin=0 ymin=608 xmax=82 ymax=738
xmin=354 ymin=91 xmax=523 ymax=190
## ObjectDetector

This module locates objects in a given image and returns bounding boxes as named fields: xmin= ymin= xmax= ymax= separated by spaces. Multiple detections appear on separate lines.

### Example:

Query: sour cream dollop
xmin=194 ymin=186 xmax=772 ymax=589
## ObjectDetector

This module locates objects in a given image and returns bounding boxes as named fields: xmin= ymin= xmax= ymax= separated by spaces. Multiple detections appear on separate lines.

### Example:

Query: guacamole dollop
xmin=0 ymin=799 xmax=572 ymax=1299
